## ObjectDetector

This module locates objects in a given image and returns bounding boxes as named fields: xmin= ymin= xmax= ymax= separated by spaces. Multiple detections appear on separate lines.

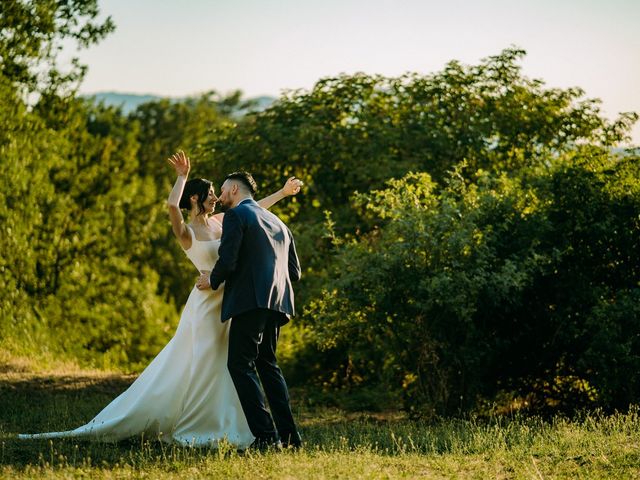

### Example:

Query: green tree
xmin=0 ymin=0 xmax=114 ymax=94
xmin=0 ymin=0 xmax=178 ymax=369
xmin=1 ymin=86 xmax=178 ymax=368
xmin=204 ymin=48 xmax=636 ymax=229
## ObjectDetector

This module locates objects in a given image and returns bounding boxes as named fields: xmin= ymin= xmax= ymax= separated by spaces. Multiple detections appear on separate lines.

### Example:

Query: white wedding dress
xmin=19 ymin=226 xmax=255 ymax=448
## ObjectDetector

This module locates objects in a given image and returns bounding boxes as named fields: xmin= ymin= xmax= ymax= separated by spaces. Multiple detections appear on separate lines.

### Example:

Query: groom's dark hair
xmin=226 ymin=171 xmax=258 ymax=196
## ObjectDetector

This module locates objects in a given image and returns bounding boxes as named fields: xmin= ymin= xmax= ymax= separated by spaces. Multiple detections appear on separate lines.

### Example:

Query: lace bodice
xmin=183 ymin=225 xmax=221 ymax=272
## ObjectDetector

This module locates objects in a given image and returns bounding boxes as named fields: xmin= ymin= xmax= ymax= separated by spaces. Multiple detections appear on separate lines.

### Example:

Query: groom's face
xmin=217 ymin=180 xmax=233 ymax=212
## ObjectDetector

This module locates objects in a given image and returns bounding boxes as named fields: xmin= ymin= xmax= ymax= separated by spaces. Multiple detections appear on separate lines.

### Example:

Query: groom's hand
xmin=196 ymin=271 xmax=211 ymax=290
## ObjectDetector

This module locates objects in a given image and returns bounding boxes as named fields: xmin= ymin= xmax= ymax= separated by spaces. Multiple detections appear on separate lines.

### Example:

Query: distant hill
xmin=83 ymin=92 xmax=164 ymax=114
xmin=82 ymin=92 xmax=276 ymax=116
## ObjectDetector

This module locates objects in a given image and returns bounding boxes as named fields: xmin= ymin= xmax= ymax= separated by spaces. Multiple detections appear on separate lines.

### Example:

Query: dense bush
xmin=306 ymin=150 xmax=640 ymax=415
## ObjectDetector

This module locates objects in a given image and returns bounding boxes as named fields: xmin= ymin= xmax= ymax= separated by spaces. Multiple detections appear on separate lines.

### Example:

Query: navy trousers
xmin=227 ymin=308 xmax=300 ymax=445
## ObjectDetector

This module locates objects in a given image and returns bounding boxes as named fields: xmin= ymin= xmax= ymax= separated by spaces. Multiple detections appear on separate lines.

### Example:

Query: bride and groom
xmin=19 ymin=151 xmax=303 ymax=450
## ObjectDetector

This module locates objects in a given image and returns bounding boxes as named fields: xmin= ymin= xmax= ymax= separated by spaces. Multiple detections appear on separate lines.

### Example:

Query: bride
xmin=19 ymin=151 xmax=303 ymax=447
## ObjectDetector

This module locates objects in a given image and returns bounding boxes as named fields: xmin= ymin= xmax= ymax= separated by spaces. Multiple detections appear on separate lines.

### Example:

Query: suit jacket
xmin=210 ymin=198 xmax=301 ymax=323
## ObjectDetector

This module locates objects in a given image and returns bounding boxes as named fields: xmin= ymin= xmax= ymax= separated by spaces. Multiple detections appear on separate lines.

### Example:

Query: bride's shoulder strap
xmin=182 ymin=223 xmax=195 ymax=250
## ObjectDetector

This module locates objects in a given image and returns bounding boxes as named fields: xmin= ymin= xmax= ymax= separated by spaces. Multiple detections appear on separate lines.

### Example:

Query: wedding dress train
xmin=19 ymin=226 xmax=254 ymax=447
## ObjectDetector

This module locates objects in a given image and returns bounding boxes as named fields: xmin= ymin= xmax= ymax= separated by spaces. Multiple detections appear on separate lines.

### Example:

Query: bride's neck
xmin=189 ymin=211 xmax=209 ymax=226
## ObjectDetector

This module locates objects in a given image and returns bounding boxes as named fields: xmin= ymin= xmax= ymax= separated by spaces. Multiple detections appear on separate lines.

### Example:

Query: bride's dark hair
xmin=179 ymin=178 xmax=213 ymax=215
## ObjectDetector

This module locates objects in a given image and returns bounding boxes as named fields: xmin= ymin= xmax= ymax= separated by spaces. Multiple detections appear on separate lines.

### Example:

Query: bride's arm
xmin=257 ymin=176 xmax=303 ymax=210
xmin=166 ymin=151 xmax=192 ymax=250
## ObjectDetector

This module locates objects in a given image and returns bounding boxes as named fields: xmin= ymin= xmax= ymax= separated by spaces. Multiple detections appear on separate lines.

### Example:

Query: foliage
xmin=204 ymin=48 xmax=636 ymax=229
xmin=2 ymin=0 xmax=639 ymax=417
xmin=307 ymin=150 xmax=640 ymax=416
xmin=202 ymin=48 xmax=638 ymax=329
xmin=0 ymin=81 xmax=176 ymax=369
xmin=0 ymin=3 xmax=241 ymax=368
xmin=0 ymin=0 xmax=114 ymax=95
xmin=131 ymin=91 xmax=240 ymax=184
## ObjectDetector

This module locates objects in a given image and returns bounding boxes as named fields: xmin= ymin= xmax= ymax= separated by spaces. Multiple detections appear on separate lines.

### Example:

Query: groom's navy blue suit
xmin=210 ymin=198 xmax=301 ymax=447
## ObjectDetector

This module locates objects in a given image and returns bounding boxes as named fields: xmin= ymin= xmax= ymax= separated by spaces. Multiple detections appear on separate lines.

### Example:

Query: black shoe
xmin=280 ymin=431 xmax=303 ymax=450
xmin=247 ymin=437 xmax=282 ymax=453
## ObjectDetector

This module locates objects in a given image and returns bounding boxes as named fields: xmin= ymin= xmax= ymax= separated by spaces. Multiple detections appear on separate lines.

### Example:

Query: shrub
xmin=307 ymin=149 xmax=640 ymax=415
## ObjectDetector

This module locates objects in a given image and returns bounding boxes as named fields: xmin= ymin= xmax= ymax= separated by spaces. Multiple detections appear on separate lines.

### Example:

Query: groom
xmin=196 ymin=171 xmax=302 ymax=450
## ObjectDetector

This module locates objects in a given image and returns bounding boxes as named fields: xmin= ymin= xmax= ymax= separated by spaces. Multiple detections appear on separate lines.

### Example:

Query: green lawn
xmin=1 ymin=362 xmax=639 ymax=479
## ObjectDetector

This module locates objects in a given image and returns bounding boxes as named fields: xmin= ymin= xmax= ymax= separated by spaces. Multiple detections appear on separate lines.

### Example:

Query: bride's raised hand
xmin=167 ymin=150 xmax=190 ymax=177
xmin=281 ymin=176 xmax=303 ymax=196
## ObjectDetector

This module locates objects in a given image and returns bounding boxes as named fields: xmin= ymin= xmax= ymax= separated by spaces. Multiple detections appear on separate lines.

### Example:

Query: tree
xmin=0 ymin=1 xmax=178 ymax=369
xmin=0 ymin=86 xmax=178 ymax=368
xmin=204 ymin=48 xmax=637 ymax=229
xmin=0 ymin=0 xmax=114 ymax=95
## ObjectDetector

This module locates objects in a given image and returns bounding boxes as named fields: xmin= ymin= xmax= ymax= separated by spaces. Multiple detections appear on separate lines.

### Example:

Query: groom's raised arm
xmin=210 ymin=209 xmax=243 ymax=290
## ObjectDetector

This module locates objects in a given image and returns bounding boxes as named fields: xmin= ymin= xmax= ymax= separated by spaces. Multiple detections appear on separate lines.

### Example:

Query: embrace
xmin=19 ymin=152 xmax=304 ymax=450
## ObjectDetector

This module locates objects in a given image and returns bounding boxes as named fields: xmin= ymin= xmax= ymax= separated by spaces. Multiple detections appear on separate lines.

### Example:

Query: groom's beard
xmin=217 ymin=201 xmax=231 ymax=212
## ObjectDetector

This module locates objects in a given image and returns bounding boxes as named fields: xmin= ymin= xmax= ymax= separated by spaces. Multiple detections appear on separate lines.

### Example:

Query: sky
xmin=71 ymin=0 xmax=640 ymax=145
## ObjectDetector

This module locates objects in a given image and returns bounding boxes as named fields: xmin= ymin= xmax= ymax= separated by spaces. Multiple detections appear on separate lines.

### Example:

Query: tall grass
xmin=1 ymin=366 xmax=639 ymax=479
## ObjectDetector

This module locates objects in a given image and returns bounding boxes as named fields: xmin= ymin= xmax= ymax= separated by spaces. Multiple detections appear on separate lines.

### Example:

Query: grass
xmin=1 ymin=356 xmax=639 ymax=479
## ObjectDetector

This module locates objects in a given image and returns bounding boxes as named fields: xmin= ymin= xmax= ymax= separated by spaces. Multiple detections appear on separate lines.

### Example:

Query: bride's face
xmin=203 ymin=186 xmax=218 ymax=214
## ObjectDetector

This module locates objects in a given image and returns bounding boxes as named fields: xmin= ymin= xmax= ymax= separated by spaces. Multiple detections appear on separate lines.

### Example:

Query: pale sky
xmin=72 ymin=0 xmax=640 ymax=145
